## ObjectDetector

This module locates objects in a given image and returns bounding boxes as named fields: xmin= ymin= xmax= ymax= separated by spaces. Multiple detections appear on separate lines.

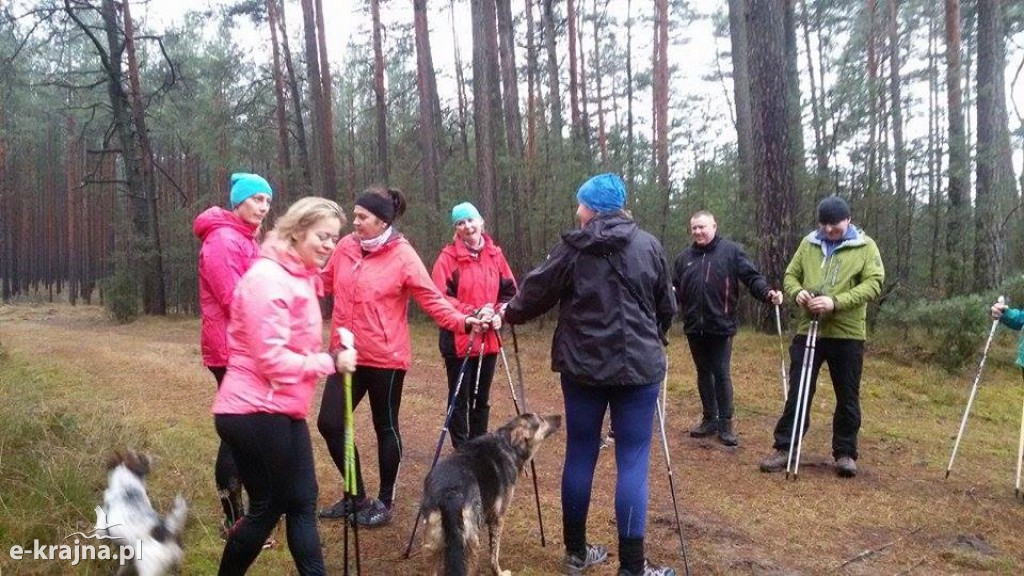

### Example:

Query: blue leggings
xmin=560 ymin=376 xmax=659 ymax=547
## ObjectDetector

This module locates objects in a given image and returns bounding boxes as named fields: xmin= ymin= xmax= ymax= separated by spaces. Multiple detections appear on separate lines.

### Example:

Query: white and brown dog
xmin=96 ymin=450 xmax=188 ymax=576
xmin=420 ymin=413 xmax=561 ymax=576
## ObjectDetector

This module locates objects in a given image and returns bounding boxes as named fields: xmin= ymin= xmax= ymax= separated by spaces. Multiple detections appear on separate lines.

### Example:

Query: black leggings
xmin=444 ymin=353 xmax=497 ymax=448
xmin=317 ymin=367 xmax=406 ymax=505
xmin=209 ymin=367 xmax=242 ymax=519
xmin=215 ymin=413 xmax=324 ymax=576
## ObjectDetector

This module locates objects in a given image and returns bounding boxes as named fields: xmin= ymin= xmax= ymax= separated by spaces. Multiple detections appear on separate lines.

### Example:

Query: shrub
xmin=100 ymin=269 xmax=139 ymax=324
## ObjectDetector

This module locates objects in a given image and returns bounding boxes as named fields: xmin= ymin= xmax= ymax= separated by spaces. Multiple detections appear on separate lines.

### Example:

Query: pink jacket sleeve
xmin=240 ymin=283 xmax=334 ymax=386
xmin=430 ymin=250 xmax=477 ymax=315
xmin=205 ymin=232 xmax=253 ymax=311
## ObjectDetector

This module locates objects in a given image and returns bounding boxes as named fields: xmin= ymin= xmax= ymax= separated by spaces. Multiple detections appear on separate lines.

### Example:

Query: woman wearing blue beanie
xmin=194 ymin=172 xmax=274 ymax=540
xmin=431 ymin=202 xmax=517 ymax=448
xmin=499 ymin=173 xmax=678 ymax=576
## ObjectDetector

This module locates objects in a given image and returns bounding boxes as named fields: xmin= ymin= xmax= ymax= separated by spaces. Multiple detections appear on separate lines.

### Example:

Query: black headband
xmin=355 ymin=192 xmax=395 ymax=225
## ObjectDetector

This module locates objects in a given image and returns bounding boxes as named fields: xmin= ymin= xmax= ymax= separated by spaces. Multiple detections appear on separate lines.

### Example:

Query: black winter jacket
xmin=504 ymin=212 xmax=676 ymax=386
xmin=672 ymin=236 xmax=771 ymax=336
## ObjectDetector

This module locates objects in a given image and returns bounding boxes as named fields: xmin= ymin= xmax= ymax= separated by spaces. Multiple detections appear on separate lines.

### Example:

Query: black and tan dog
xmin=420 ymin=413 xmax=561 ymax=576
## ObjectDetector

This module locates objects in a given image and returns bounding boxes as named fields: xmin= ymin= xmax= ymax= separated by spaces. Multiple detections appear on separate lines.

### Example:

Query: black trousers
xmin=209 ymin=367 xmax=242 ymax=513
xmin=771 ymin=336 xmax=864 ymax=460
xmin=215 ymin=413 xmax=324 ymax=576
xmin=317 ymin=367 xmax=406 ymax=505
xmin=685 ymin=334 xmax=734 ymax=420
xmin=444 ymin=353 xmax=498 ymax=448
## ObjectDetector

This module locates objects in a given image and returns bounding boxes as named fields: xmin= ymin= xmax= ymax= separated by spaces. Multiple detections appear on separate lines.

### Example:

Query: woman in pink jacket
xmin=194 ymin=172 xmax=272 ymax=532
xmin=213 ymin=196 xmax=355 ymax=576
xmin=317 ymin=186 xmax=481 ymax=528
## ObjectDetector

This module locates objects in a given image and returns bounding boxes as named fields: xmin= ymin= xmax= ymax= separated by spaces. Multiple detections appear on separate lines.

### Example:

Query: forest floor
xmin=2 ymin=302 xmax=1024 ymax=575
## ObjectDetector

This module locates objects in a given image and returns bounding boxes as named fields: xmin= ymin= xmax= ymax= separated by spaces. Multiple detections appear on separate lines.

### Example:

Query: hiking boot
xmin=835 ymin=456 xmax=858 ymax=478
xmin=354 ymin=498 xmax=392 ymax=528
xmin=759 ymin=449 xmax=789 ymax=473
xmin=564 ymin=543 xmax=609 ymax=574
xmin=618 ymin=559 xmax=677 ymax=576
xmin=689 ymin=418 xmax=719 ymax=438
xmin=318 ymin=497 xmax=368 ymax=519
xmin=717 ymin=419 xmax=738 ymax=447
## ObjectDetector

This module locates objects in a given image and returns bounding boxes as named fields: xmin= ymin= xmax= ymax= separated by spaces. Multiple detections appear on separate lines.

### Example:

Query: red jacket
xmin=322 ymin=232 xmax=468 ymax=370
xmin=431 ymin=234 xmax=517 ymax=358
xmin=212 ymin=237 xmax=335 ymax=419
xmin=194 ymin=207 xmax=260 ymax=367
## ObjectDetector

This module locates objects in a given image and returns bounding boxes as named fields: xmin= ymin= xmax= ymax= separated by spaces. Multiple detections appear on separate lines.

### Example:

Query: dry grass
xmin=2 ymin=302 xmax=1024 ymax=575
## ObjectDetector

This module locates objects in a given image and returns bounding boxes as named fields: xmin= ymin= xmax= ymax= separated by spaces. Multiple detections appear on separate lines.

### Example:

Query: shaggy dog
xmin=420 ymin=413 xmax=561 ymax=576
xmin=96 ymin=450 xmax=188 ymax=576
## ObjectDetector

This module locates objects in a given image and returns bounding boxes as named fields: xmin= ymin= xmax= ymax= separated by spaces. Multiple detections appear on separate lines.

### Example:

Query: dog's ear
xmin=106 ymin=452 xmax=124 ymax=471
xmin=543 ymin=415 xmax=563 ymax=431
xmin=122 ymin=450 xmax=151 ymax=477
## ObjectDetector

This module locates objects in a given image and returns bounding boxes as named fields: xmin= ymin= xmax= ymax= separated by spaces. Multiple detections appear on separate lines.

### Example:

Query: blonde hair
xmin=274 ymin=196 xmax=345 ymax=241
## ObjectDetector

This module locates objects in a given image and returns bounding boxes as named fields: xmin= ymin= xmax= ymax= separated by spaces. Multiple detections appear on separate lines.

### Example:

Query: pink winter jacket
xmin=212 ymin=238 xmax=336 ymax=419
xmin=194 ymin=207 xmax=260 ymax=367
xmin=321 ymin=232 xmax=468 ymax=370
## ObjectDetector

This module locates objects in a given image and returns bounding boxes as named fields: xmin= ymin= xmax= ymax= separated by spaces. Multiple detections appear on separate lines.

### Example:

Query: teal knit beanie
xmin=230 ymin=173 xmax=273 ymax=209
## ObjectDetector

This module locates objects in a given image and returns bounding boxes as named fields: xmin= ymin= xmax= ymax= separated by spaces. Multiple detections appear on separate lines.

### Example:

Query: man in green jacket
xmin=759 ymin=197 xmax=884 ymax=478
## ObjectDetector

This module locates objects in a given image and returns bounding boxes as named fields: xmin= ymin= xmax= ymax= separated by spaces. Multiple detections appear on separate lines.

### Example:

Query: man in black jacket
xmin=672 ymin=211 xmax=782 ymax=446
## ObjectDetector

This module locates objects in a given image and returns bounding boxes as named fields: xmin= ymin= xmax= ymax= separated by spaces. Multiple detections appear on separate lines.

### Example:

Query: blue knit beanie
xmin=576 ymin=173 xmax=627 ymax=213
xmin=451 ymin=202 xmax=482 ymax=225
xmin=229 ymin=173 xmax=273 ymax=209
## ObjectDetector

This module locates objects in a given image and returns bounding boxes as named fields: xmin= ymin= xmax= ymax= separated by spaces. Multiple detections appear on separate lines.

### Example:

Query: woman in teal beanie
xmin=992 ymin=299 xmax=1024 ymax=365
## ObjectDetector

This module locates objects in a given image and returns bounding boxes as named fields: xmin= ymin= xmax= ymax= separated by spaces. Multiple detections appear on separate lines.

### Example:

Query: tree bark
xmin=313 ymin=0 xmax=338 ymax=196
xmin=300 ymin=0 xmax=326 ymax=192
xmin=266 ymin=0 xmax=292 ymax=203
xmin=277 ymin=0 xmax=311 ymax=192
xmin=471 ymin=0 xmax=501 ymax=224
xmin=414 ymin=0 xmax=443 ymax=211
xmin=654 ymin=0 xmax=670 ymax=239
xmin=887 ymin=0 xmax=909 ymax=292
xmin=974 ymin=0 xmax=1016 ymax=291
xmin=747 ymin=0 xmax=797 ymax=321
xmin=728 ymin=0 xmax=754 ymax=210
xmin=543 ymin=0 xmax=563 ymax=149
xmin=370 ymin=0 xmax=389 ymax=183
xmin=945 ymin=0 xmax=969 ymax=294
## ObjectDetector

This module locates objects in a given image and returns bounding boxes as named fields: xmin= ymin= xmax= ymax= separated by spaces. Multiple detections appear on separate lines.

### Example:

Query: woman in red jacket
xmin=194 ymin=172 xmax=272 ymax=534
xmin=317 ymin=186 xmax=481 ymax=527
xmin=431 ymin=202 xmax=516 ymax=448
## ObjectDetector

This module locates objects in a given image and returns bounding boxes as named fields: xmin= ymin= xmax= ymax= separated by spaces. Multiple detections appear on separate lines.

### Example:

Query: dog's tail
xmin=163 ymin=495 xmax=189 ymax=538
xmin=438 ymin=489 xmax=469 ymax=576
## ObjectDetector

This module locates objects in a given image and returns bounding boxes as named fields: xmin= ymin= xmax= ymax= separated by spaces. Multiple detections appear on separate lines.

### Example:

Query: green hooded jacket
xmin=783 ymin=225 xmax=885 ymax=340
xmin=997 ymin=308 xmax=1024 ymax=367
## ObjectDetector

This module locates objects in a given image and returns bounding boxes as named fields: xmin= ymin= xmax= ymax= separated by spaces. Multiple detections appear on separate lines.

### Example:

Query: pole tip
xmin=944 ymin=470 xmax=951 ymax=479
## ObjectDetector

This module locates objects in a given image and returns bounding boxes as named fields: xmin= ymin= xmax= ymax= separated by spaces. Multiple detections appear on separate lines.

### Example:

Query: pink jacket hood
xmin=195 ymin=207 xmax=261 ymax=367
xmin=211 ymin=236 xmax=334 ymax=419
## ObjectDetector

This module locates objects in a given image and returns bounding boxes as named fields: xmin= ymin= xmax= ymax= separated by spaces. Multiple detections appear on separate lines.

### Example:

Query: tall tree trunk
xmin=728 ymin=0 xmax=754 ymax=211
xmin=865 ymin=0 xmax=880 ymax=218
xmin=625 ymin=0 xmax=634 ymax=187
xmin=267 ymin=0 xmax=292 ymax=203
xmin=799 ymin=0 xmax=827 ymax=197
xmin=593 ymin=0 xmax=608 ymax=165
xmin=496 ymin=0 xmax=527 ymax=270
xmin=471 ymin=0 xmax=501 ymax=224
xmin=654 ymin=0 xmax=670 ymax=240
xmin=748 ymin=0 xmax=797 ymax=325
xmin=370 ymin=0 xmax=389 ymax=183
xmin=783 ymin=0 xmax=804 ymax=173
xmin=313 ymin=0 xmax=338 ymax=196
xmin=888 ymin=0 xmax=909 ymax=292
xmin=451 ymin=0 xmax=471 ymax=164
xmin=567 ymin=0 xmax=582 ymax=143
xmin=300 ymin=0 xmax=326 ymax=192
xmin=414 ymin=0 xmax=442 ymax=211
xmin=543 ymin=0 xmax=563 ymax=150
xmin=120 ymin=0 xmax=165 ymax=314
xmin=277 ymin=0 xmax=311 ymax=191
xmin=974 ymin=0 xmax=1016 ymax=291
xmin=945 ymin=0 xmax=969 ymax=294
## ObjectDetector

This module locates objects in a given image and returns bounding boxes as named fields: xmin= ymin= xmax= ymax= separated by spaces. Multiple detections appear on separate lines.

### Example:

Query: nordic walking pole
xmin=510 ymin=325 xmax=529 ymax=411
xmin=775 ymin=303 xmax=788 ymax=401
xmin=946 ymin=295 xmax=1005 ymax=479
xmin=655 ymin=356 xmax=691 ymax=576
xmin=338 ymin=328 xmax=360 ymax=576
xmin=402 ymin=334 xmax=477 ymax=558
xmin=496 ymin=331 xmax=546 ymax=547
xmin=787 ymin=318 xmax=819 ymax=479
xmin=1015 ymin=369 xmax=1024 ymax=498
xmin=471 ymin=340 xmax=485 ymax=410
